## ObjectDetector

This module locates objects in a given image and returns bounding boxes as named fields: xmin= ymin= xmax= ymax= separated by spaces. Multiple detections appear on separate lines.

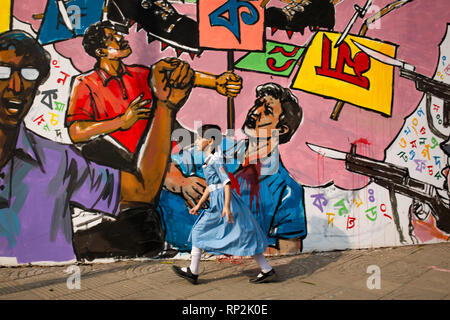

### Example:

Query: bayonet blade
xmin=352 ymin=40 xmax=416 ymax=71
xmin=306 ymin=143 xmax=347 ymax=160
xmin=335 ymin=11 xmax=359 ymax=47
xmin=335 ymin=0 xmax=373 ymax=48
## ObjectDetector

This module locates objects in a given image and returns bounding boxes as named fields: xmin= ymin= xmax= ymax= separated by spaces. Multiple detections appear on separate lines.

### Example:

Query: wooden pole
xmin=260 ymin=0 xmax=271 ymax=7
xmin=227 ymin=50 xmax=235 ymax=130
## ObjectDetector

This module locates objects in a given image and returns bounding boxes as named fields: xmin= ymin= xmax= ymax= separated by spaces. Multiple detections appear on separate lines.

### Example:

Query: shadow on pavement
xmin=198 ymin=215 xmax=350 ymax=284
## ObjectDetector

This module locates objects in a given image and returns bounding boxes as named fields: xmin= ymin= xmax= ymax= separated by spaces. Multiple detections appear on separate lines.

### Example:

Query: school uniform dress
xmin=189 ymin=153 xmax=268 ymax=256
xmin=158 ymin=137 xmax=306 ymax=251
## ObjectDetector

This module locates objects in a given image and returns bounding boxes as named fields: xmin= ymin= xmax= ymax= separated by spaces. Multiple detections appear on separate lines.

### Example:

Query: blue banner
xmin=38 ymin=0 xmax=105 ymax=45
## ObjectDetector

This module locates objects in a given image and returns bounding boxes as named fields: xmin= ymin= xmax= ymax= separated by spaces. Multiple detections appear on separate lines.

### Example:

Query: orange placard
xmin=198 ymin=0 xmax=265 ymax=51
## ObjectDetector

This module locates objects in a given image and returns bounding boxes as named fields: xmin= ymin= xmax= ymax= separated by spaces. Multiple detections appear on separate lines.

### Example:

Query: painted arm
xmin=164 ymin=162 xmax=207 ymax=208
xmin=164 ymin=122 xmax=207 ymax=208
xmin=194 ymin=70 xmax=242 ymax=97
xmin=119 ymin=58 xmax=195 ymax=208
xmin=68 ymin=94 xmax=152 ymax=143
xmin=68 ymin=70 xmax=241 ymax=143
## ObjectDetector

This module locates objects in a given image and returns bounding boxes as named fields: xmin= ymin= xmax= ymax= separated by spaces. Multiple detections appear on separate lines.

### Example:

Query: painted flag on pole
xmin=234 ymin=40 xmax=305 ymax=77
xmin=198 ymin=0 xmax=265 ymax=51
xmin=37 ymin=0 xmax=105 ymax=45
xmin=0 ymin=0 xmax=12 ymax=34
xmin=291 ymin=31 xmax=397 ymax=116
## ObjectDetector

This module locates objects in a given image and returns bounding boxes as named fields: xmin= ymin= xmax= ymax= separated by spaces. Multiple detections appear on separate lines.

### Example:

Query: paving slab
xmin=0 ymin=242 xmax=448 ymax=301
xmin=380 ymin=284 xmax=448 ymax=300
xmin=312 ymin=286 xmax=382 ymax=300
xmin=91 ymin=279 xmax=150 ymax=300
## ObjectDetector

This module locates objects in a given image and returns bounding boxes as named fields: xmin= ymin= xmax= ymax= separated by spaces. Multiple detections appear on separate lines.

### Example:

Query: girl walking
xmin=172 ymin=124 xmax=276 ymax=284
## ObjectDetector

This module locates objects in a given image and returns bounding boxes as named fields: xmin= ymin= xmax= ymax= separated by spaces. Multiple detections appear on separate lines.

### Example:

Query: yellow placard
xmin=0 ymin=0 xmax=11 ymax=34
xmin=291 ymin=31 xmax=397 ymax=116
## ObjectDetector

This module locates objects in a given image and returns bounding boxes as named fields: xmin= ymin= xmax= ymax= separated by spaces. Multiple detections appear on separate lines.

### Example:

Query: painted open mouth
xmin=244 ymin=116 xmax=257 ymax=129
xmin=244 ymin=116 xmax=272 ymax=130
xmin=3 ymin=98 xmax=24 ymax=116
xmin=256 ymin=122 xmax=273 ymax=128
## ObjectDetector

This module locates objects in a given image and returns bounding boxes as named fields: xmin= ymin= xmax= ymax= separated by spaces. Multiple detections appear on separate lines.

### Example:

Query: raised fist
xmin=150 ymin=57 xmax=195 ymax=111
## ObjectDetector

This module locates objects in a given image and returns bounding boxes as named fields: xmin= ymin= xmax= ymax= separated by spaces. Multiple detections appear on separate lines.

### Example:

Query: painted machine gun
xmin=307 ymin=143 xmax=450 ymax=240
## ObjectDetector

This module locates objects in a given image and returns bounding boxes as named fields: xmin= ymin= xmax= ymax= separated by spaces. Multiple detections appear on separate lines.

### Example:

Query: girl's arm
xmin=222 ymin=183 xmax=234 ymax=223
xmin=190 ymin=187 xmax=210 ymax=215
xmin=223 ymin=183 xmax=231 ymax=212
xmin=212 ymin=158 xmax=234 ymax=223
xmin=197 ymin=187 xmax=210 ymax=208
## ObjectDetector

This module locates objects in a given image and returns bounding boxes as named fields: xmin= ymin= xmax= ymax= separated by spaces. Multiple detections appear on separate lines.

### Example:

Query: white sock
xmin=253 ymin=253 xmax=272 ymax=274
xmin=184 ymin=246 xmax=202 ymax=275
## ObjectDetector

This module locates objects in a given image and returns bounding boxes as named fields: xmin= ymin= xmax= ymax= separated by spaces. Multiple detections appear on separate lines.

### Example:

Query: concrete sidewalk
xmin=0 ymin=242 xmax=449 ymax=300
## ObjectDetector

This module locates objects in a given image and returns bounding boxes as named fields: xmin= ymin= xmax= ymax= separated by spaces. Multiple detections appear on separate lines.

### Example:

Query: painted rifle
xmin=353 ymin=40 xmax=450 ymax=136
xmin=399 ymin=68 xmax=450 ymax=130
xmin=307 ymin=143 xmax=450 ymax=238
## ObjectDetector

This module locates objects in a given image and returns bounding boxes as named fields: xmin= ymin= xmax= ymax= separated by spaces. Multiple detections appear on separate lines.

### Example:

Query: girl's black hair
xmin=197 ymin=124 xmax=222 ymax=154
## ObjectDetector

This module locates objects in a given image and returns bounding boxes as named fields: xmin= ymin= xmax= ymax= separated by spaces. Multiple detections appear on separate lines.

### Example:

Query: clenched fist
xmin=215 ymin=71 xmax=242 ymax=98
xmin=150 ymin=57 xmax=195 ymax=111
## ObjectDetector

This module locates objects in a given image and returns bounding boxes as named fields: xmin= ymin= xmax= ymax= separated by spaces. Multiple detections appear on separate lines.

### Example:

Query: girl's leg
xmin=253 ymin=253 xmax=272 ymax=273
xmin=182 ymin=246 xmax=202 ymax=275
xmin=250 ymin=253 xmax=276 ymax=283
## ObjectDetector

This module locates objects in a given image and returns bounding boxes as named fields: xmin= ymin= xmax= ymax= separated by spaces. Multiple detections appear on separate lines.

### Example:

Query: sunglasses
xmin=0 ymin=65 xmax=40 ymax=81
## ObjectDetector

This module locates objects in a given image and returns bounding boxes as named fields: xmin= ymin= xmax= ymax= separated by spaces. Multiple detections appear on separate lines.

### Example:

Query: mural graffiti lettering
xmin=0 ymin=0 xmax=448 ymax=266
xmin=315 ymin=34 xmax=370 ymax=89
xmin=209 ymin=0 xmax=260 ymax=43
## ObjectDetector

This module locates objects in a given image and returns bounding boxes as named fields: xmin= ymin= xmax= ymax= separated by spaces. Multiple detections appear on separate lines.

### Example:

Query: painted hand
xmin=215 ymin=71 xmax=242 ymax=98
xmin=150 ymin=58 xmax=195 ymax=111
xmin=120 ymin=93 xmax=152 ymax=130
xmin=181 ymin=176 xmax=207 ymax=208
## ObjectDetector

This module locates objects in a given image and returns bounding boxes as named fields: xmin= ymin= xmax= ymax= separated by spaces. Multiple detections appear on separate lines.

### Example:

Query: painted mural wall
xmin=0 ymin=0 xmax=449 ymax=265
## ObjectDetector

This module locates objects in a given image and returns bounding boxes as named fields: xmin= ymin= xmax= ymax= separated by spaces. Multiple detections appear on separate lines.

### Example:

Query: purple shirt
xmin=0 ymin=125 xmax=121 ymax=264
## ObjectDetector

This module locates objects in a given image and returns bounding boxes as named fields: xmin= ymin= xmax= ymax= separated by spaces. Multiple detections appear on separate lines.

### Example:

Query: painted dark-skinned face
xmin=0 ymin=48 xmax=42 ymax=128
xmin=242 ymin=95 xmax=287 ymax=139
xmin=97 ymin=28 xmax=132 ymax=60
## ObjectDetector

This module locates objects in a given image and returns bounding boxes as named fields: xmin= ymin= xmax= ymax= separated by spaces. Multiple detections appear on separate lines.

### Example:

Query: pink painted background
xmin=13 ymin=0 xmax=450 ymax=189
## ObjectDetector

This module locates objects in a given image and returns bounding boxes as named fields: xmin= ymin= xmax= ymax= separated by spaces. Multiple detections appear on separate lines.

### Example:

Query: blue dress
xmin=158 ymin=137 xmax=306 ymax=251
xmin=189 ymin=153 xmax=268 ymax=256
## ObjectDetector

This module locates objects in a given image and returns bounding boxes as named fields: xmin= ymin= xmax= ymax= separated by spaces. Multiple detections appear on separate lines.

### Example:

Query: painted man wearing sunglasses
xmin=0 ymin=30 xmax=198 ymax=264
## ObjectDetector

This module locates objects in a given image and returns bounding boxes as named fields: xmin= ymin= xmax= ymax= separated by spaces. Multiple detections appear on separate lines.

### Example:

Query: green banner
xmin=234 ymin=40 xmax=305 ymax=77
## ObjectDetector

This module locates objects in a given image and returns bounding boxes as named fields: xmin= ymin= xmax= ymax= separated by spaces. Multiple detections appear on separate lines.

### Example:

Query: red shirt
xmin=66 ymin=64 xmax=153 ymax=153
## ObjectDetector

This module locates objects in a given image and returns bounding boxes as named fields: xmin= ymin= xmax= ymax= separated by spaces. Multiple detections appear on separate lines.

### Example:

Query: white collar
xmin=203 ymin=153 xmax=219 ymax=167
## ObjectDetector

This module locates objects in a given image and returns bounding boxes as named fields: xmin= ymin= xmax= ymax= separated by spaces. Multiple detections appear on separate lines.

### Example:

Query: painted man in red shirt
xmin=67 ymin=21 xmax=242 ymax=171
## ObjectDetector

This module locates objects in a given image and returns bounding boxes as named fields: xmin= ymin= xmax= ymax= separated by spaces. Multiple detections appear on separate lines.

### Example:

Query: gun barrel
xmin=346 ymin=154 xmax=408 ymax=184
xmin=345 ymin=150 xmax=450 ymax=232
xmin=346 ymin=153 xmax=434 ymax=201
xmin=400 ymin=69 xmax=450 ymax=102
